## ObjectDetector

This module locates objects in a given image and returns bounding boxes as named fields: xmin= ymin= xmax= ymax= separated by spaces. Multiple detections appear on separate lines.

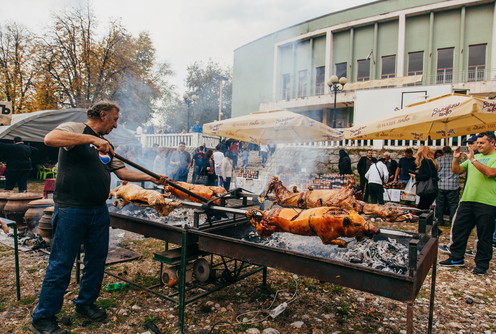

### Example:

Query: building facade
xmin=232 ymin=0 xmax=496 ymax=129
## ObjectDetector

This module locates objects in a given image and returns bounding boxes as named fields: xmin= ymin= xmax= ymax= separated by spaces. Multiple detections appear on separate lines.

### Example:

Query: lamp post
xmin=327 ymin=75 xmax=347 ymax=128
xmin=215 ymin=75 xmax=229 ymax=121
xmin=183 ymin=93 xmax=198 ymax=132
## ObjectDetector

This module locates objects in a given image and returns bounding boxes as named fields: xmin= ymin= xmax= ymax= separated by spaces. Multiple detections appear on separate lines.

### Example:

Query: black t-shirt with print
xmin=53 ymin=122 xmax=124 ymax=208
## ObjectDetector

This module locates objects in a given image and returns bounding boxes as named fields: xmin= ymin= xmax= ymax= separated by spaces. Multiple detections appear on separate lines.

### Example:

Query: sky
xmin=0 ymin=0 xmax=375 ymax=93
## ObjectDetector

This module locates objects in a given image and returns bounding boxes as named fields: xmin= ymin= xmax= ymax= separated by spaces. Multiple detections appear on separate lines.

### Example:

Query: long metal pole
xmin=218 ymin=80 xmax=223 ymax=121
xmin=113 ymin=153 xmax=210 ymax=203
xmin=186 ymin=103 xmax=190 ymax=132
xmin=332 ymin=86 xmax=337 ymax=128
xmin=13 ymin=224 xmax=20 ymax=300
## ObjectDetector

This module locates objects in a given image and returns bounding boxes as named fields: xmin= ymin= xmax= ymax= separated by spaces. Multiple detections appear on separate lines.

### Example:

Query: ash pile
xmin=107 ymin=202 xmax=195 ymax=226
xmin=243 ymin=231 xmax=409 ymax=275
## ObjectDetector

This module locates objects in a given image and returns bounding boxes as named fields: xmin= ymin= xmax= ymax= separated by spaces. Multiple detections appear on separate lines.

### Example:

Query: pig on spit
xmin=164 ymin=181 xmax=226 ymax=205
xmin=109 ymin=182 xmax=181 ymax=216
xmin=246 ymin=207 xmax=379 ymax=247
xmin=260 ymin=176 xmax=414 ymax=222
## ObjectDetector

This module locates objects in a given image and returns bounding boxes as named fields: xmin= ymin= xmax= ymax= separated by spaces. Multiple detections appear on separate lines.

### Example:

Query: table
xmin=385 ymin=188 xmax=420 ymax=204
xmin=234 ymin=177 xmax=267 ymax=194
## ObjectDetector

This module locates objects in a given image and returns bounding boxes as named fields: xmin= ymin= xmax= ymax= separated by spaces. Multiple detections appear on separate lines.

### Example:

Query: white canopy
xmin=0 ymin=108 xmax=138 ymax=146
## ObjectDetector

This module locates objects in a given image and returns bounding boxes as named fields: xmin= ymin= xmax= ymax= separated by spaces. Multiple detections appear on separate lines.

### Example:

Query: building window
xmin=315 ymin=66 xmax=325 ymax=95
xmin=408 ymin=51 xmax=423 ymax=76
xmin=357 ymin=59 xmax=370 ymax=81
xmin=437 ymin=47 xmax=454 ymax=84
xmin=282 ymin=73 xmax=291 ymax=100
xmin=468 ymin=44 xmax=486 ymax=81
xmin=297 ymin=70 xmax=308 ymax=98
xmin=381 ymin=55 xmax=396 ymax=79
xmin=335 ymin=62 xmax=347 ymax=79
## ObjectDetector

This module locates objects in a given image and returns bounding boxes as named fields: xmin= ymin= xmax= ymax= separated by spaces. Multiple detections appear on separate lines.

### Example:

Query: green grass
xmin=96 ymin=298 xmax=117 ymax=309
xmin=133 ymin=272 xmax=161 ymax=287
xmin=18 ymin=295 xmax=37 ymax=305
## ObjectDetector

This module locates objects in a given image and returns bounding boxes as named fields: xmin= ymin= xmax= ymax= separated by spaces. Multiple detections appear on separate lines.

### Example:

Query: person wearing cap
xmin=464 ymin=134 xmax=479 ymax=154
xmin=440 ymin=131 xmax=496 ymax=275
xmin=0 ymin=136 xmax=38 ymax=192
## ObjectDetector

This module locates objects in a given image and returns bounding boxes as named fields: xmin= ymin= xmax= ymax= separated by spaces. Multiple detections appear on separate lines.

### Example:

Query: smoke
xmin=265 ymin=146 xmax=337 ymax=189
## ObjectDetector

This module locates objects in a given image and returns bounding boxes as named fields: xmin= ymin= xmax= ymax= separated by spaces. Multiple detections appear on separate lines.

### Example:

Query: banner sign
xmin=0 ymin=101 xmax=12 ymax=126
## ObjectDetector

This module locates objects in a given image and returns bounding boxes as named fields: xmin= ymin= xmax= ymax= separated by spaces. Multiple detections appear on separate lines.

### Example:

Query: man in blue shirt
xmin=191 ymin=121 xmax=202 ymax=133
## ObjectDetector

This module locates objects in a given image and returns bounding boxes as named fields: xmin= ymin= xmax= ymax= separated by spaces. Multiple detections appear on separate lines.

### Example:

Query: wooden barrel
xmin=24 ymin=198 xmax=54 ymax=233
xmin=38 ymin=206 xmax=54 ymax=243
xmin=3 ymin=192 xmax=43 ymax=231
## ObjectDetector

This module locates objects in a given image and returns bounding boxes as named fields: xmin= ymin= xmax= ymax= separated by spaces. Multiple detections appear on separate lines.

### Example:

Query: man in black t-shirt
xmin=31 ymin=101 xmax=167 ymax=334
xmin=394 ymin=148 xmax=416 ymax=184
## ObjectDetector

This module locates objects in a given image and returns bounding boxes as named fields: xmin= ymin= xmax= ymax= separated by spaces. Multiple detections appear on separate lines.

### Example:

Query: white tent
xmin=0 ymin=108 xmax=138 ymax=146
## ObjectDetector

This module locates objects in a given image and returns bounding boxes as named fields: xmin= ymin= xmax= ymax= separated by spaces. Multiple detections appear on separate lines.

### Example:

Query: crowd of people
xmin=1 ymin=99 xmax=495 ymax=334
xmin=115 ymin=138 xmax=258 ymax=191
xmin=338 ymin=133 xmax=496 ymax=276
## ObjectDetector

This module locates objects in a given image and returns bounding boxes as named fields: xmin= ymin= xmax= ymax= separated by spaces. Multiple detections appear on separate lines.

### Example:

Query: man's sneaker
xmin=439 ymin=257 xmax=465 ymax=267
xmin=438 ymin=245 xmax=450 ymax=253
xmin=30 ymin=317 xmax=68 ymax=334
xmin=75 ymin=303 xmax=107 ymax=322
xmin=473 ymin=267 xmax=487 ymax=275
xmin=465 ymin=250 xmax=475 ymax=257
xmin=492 ymin=240 xmax=496 ymax=248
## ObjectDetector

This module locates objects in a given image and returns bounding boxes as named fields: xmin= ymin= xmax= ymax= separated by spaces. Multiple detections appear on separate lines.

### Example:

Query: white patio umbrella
xmin=344 ymin=93 xmax=496 ymax=140
xmin=203 ymin=110 xmax=343 ymax=145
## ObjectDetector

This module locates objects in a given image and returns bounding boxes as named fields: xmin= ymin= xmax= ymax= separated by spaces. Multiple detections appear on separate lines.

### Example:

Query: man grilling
xmin=30 ymin=101 xmax=167 ymax=334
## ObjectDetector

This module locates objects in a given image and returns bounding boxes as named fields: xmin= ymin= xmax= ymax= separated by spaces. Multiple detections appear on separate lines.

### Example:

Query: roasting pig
xmin=164 ymin=181 xmax=227 ymax=204
xmin=261 ymin=177 xmax=412 ymax=222
xmin=109 ymin=182 xmax=181 ymax=216
xmin=246 ymin=207 xmax=379 ymax=247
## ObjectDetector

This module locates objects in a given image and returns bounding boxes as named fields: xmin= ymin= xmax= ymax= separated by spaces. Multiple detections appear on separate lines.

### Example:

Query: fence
xmin=136 ymin=133 xmax=220 ymax=149
xmin=137 ymin=132 xmax=467 ymax=151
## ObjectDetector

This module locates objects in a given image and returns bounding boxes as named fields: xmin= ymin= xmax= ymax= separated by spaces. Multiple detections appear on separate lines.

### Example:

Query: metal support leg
xmin=428 ymin=254 xmax=437 ymax=333
xmin=12 ymin=224 xmax=20 ymax=301
xmin=178 ymin=231 xmax=189 ymax=334
xmin=262 ymin=266 xmax=267 ymax=286
xmin=406 ymin=302 xmax=414 ymax=334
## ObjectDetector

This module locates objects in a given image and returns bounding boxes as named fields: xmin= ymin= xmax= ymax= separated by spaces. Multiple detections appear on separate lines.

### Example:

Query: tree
xmin=185 ymin=60 xmax=232 ymax=126
xmin=34 ymin=6 xmax=174 ymax=125
xmin=0 ymin=23 xmax=38 ymax=113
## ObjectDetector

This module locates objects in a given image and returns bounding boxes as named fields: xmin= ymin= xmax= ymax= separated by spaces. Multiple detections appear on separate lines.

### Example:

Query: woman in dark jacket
xmin=202 ymin=150 xmax=217 ymax=186
xmin=338 ymin=149 xmax=353 ymax=175
xmin=412 ymin=146 xmax=439 ymax=210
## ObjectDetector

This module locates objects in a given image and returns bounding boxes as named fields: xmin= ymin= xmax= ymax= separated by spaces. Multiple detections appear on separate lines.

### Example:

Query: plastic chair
xmin=36 ymin=165 xmax=56 ymax=180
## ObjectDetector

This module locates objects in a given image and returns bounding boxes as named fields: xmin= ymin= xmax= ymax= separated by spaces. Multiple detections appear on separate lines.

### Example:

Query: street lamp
xmin=327 ymin=75 xmax=347 ymax=128
xmin=183 ymin=92 xmax=198 ymax=132
xmin=215 ymin=75 xmax=228 ymax=121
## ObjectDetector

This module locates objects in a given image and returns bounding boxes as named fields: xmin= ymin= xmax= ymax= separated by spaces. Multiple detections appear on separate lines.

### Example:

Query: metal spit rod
xmin=175 ymin=200 xmax=262 ymax=216
xmin=114 ymin=153 xmax=210 ymax=204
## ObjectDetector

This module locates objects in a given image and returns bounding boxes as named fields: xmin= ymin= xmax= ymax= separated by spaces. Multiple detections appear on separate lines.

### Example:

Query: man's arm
xmin=451 ymin=148 xmax=466 ymax=175
xmin=114 ymin=167 xmax=167 ymax=185
xmin=471 ymin=159 xmax=496 ymax=178
xmin=44 ymin=129 xmax=113 ymax=154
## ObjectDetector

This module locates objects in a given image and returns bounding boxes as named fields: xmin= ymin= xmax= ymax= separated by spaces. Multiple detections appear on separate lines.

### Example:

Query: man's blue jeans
xmin=32 ymin=205 xmax=109 ymax=321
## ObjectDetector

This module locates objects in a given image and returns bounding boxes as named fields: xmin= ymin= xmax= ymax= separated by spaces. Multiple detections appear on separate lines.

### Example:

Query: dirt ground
xmin=0 ymin=181 xmax=495 ymax=333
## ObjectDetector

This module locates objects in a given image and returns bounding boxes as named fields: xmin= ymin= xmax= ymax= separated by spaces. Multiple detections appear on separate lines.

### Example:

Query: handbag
xmin=196 ymin=174 xmax=208 ymax=185
xmin=415 ymin=160 xmax=438 ymax=196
